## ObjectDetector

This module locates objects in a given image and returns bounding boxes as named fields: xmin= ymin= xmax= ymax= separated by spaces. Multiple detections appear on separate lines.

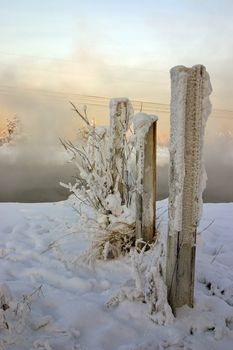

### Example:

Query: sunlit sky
xmin=0 ymin=0 xmax=233 ymax=143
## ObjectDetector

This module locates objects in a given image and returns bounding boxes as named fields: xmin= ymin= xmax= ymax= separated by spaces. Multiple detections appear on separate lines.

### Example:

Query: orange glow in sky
xmin=0 ymin=0 xmax=233 ymax=142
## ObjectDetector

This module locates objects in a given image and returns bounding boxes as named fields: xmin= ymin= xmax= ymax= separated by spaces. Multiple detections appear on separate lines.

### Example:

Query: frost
xmin=133 ymin=113 xmax=158 ymax=137
xmin=169 ymin=67 xmax=188 ymax=232
xmin=105 ymin=192 xmax=123 ymax=217
xmin=109 ymin=97 xmax=134 ymax=204
xmin=61 ymin=100 xmax=137 ymax=263
xmin=169 ymin=65 xmax=212 ymax=234
xmin=0 ymin=284 xmax=45 ymax=348
xmin=106 ymin=233 xmax=174 ymax=326
xmin=144 ymin=235 xmax=174 ymax=325
xmin=0 ymin=198 xmax=233 ymax=349
xmin=198 ymin=70 xmax=212 ymax=220
xmin=133 ymin=113 xmax=158 ymax=195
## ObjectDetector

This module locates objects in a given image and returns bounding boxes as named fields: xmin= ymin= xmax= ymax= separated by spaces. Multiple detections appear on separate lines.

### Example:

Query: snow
xmin=0 ymin=199 xmax=233 ymax=349
xmin=109 ymin=98 xmax=134 ymax=118
xmin=109 ymin=97 xmax=134 ymax=151
xmin=199 ymin=69 xmax=212 ymax=219
xmin=133 ymin=113 xmax=158 ymax=195
xmin=133 ymin=113 xmax=158 ymax=137
xmin=169 ymin=67 xmax=187 ymax=232
xmin=108 ymin=98 xmax=134 ymax=205
xmin=169 ymin=65 xmax=212 ymax=233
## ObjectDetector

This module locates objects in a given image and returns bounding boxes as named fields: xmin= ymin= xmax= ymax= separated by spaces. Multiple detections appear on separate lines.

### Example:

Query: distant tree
xmin=0 ymin=116 xmax=24 ymax=147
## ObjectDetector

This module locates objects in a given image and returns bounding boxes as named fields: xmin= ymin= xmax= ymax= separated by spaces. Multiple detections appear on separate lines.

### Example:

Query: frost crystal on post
xmin=167 ymin=65 xmax=212 ymax=311
xmin=109 ymin=98 xmax=134 ymax=204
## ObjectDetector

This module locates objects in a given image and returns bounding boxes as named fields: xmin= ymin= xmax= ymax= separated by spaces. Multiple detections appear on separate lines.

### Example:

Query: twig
xmin=41 ymin=232 xmax=75 ymax=254
xmin=69 ymin=101 xmax=91 ymax=126
xmin=211 ymin=245 xmax=223 ymax=264
xmin=198 ymin=219 xmax=215 ymax=235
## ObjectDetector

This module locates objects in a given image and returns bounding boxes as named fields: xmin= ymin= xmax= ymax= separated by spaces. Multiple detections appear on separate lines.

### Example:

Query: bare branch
xmin=69 ymin=101 xmax=91 ymax=126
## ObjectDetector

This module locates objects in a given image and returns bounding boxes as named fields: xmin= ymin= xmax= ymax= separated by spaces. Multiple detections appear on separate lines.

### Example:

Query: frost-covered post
xmin=134 ymin=113 xmax=158 ymax=243
xmin=109 ymin=98 xmax=133 ymax=205
xmin=166 ymin=65 xmax=212 ymax=312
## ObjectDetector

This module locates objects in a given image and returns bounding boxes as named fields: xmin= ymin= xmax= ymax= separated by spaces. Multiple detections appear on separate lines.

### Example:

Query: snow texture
xmin=0 ymin=199 xmax=233 ymax=349
xmin=169 ymin=65 xmax=212 ymax=233
xmin=61 ymin=99 xmax=139 ymax=264
xmin=133 ymin=112 xmax=158 ymax=195
xmin=169 ymin=67 xmax=187 ymax=232
xmin=133 ymin=113 xmax=158 ymax=137
xmin=109 ymin=98 xmax=134 ymax=203
xmin=109 ymin=97 xmax=133 ymax=157
xmin=199 ymin=69 xmax=212 ymax=219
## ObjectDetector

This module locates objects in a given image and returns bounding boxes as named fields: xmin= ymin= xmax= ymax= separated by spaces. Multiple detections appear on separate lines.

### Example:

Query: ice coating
xmin=133 ymin=112 xmax=158 ymax=195
xmin=169 ymin=65 xmax=212 ymax=233
xmin=169 ymin=67 xmax=188 ymax=232
xmin=133 ymin=112 xmax=158 ymax=137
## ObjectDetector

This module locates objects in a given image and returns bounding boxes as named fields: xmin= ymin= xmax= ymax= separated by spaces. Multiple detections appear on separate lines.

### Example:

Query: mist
xmin=0 ymin=131 xmax=232 ymax=203
xmin=0 ymin=141 xmax=77 ymax=202
xmin=157 ymin=133 xmax=233 ymax=202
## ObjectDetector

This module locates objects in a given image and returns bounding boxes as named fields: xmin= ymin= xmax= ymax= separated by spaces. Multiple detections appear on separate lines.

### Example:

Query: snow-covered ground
xmin=0 ymin=200 xmax=233 ymax=350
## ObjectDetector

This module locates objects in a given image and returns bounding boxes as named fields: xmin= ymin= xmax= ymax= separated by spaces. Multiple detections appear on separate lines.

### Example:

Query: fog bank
xmin=0 ymin=133 xmax=232 ymax=203
xmin=157 ymin=134 xmax=233 ymax=202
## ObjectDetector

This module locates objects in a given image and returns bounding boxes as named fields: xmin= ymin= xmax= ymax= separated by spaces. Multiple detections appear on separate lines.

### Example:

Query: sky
xmin=0 ymin=0 xmax=233 ymax=143
xmin=0 ymin=0 xmax=233 ymax=202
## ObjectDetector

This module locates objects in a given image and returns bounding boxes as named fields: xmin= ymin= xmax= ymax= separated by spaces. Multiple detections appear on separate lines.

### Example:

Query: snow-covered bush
xmin=61 ymin=101 xmax=136 ymax=262
xmin=105 ymin=233 xmax=174 ymax=325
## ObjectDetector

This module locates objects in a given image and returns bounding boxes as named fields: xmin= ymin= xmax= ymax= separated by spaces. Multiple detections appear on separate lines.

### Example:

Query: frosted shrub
xmin=106 ymin=235 xmax=174 ymax=325
xmin=0 ymin=284 xmax=43 ymax=349
xmin=61 ymin=102 xmax=136 ymax=263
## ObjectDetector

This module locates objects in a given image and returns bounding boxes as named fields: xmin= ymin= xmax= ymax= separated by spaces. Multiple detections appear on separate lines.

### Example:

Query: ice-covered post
xmin=134 ymin=113 xmax=158 ymax=243
xmin=166 ymin=65 xmax=212 ymax=312
xmin=109 ymin=98 xmax=133 ymax=205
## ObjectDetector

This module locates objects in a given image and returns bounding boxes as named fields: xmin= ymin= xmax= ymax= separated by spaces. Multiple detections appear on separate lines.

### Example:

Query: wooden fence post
xmin=109 ymin=98 xmax=133 ymax=205
xmin=166 ymin=65 xmax=212 ymax=313
xmin=134 ymin=113 xmax=158 ymax=243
